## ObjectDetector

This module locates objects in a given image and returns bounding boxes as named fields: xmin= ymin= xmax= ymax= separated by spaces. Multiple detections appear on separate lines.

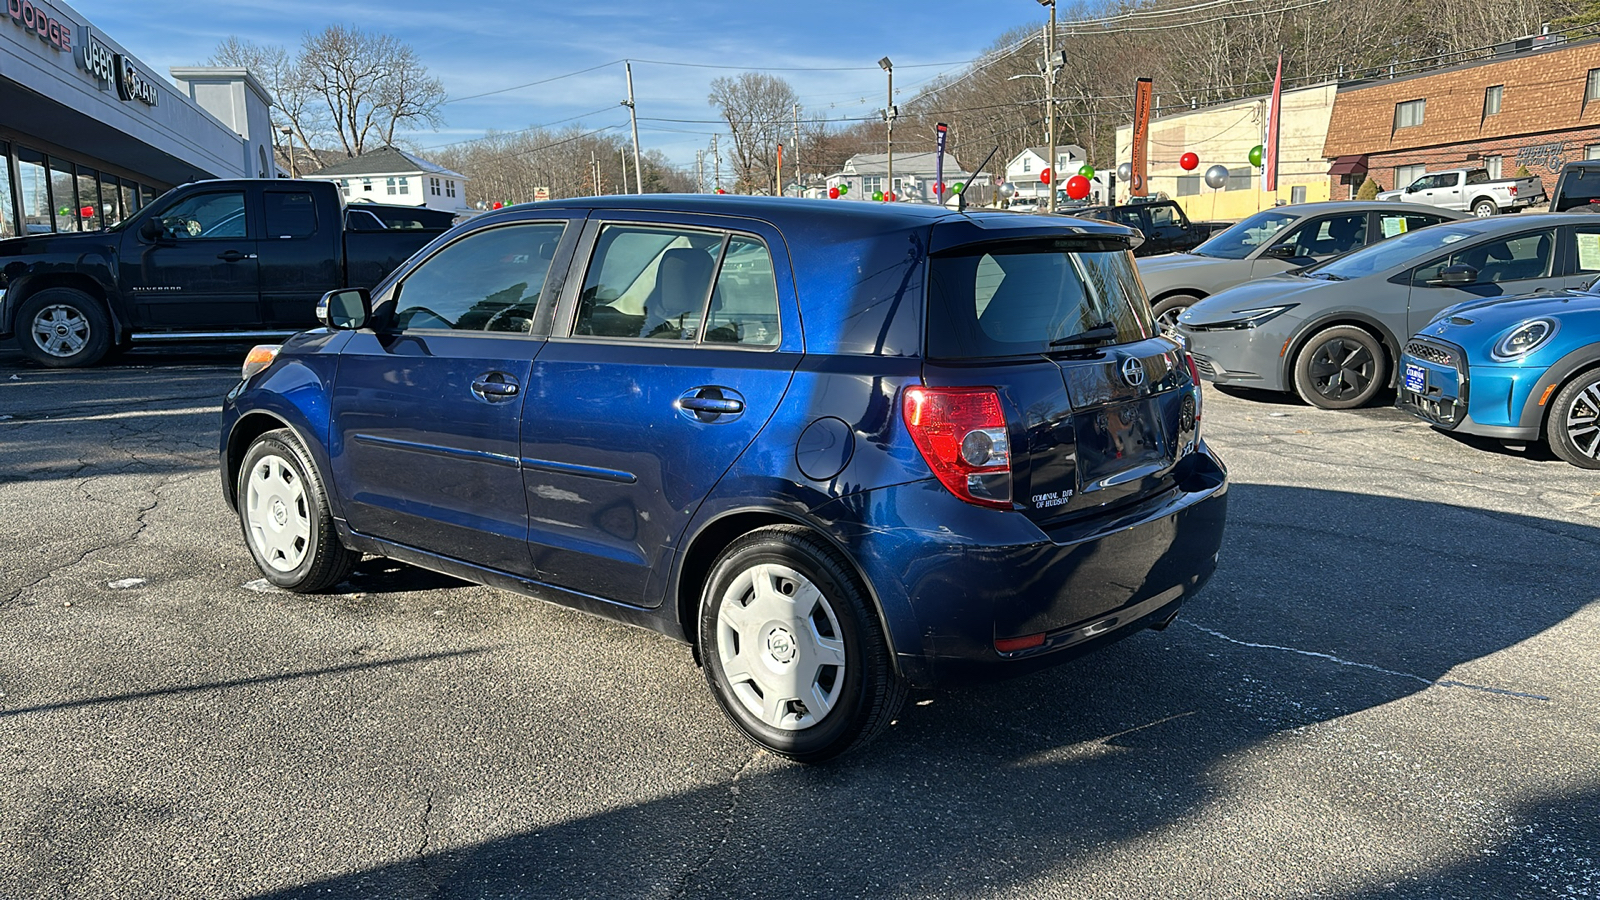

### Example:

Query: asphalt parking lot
xmin=1 ymin=342 xmax=1596 ymax=900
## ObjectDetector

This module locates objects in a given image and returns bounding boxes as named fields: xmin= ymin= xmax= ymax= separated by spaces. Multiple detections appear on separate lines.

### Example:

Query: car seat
xmin=643 ymin=248 xmax=714 ymax=339
xmin=1476 ymin=241 xmax=1518 ymax=283
xmin=1325 ymin=217 xmax=1364 ymax=255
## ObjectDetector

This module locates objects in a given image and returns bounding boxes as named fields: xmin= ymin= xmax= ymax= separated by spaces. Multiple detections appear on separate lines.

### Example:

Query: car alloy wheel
xmin=31 ymin=303 xmax=92 ymax=358
xmin=1151 ymin=293 xmax=1199 ymax=337
xmin=1549 ymin=369 xmax=1600 ymax=469
xmin=15 ymin=288 xmax=112 ymax=368
xmin=1294 ymin=325 xmax=1387 ymax=409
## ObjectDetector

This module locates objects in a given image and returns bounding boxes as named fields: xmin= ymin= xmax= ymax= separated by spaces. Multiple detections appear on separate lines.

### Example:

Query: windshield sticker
xmin=1580 ymin=233 xmax=1600 ymax=271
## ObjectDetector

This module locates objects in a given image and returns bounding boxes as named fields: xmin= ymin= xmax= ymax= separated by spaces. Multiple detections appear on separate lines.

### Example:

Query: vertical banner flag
xmin=935 ymin=123 xmax=948 ymax=202
xmin=1131 ymin=78 xmax=1153 ymax=197
xmin=1264 ymin=55 xmax=1283 ymax=192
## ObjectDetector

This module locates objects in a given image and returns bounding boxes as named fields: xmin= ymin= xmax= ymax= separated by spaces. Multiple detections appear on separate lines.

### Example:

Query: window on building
xmin=76 ymin=166 xmax=102 ymax=231
xmin=17 ymin=148 xmax=49 ymax=235
xmin=1587 ymin=144 xmax=1600 ymax=161
xmin=430 ymin=177 xmax=441 ymax=196
xmin=1484 ymin=155 xmax=1503 ymax=179
xmin=49 ymin=158 xmax=77 ymax=232
xmin=1484 ymin=85 xmax=1503 ymax=117
xmin=1176 ymin=175 xmax=1201 ymax=196
xmin=361 ymin=178 xmax=373 ymax=193
xmin=121 ymin=182 xmax=138 ymax=219
xmin=1227 ymin=166 xmax=1253 ymax=191
xmin=446 ymin=180 xmax=456 ymax=198
xmin=1022 ymin=157 xmax=1031 ymax=172
xmin=398 ymin=178 xmax=409 ymax=195
xmin=386 ymin=177 xmax=397 ymax=196
xmin=0 ymin=142 xmax=14 ymax=241
xmin=1394 ymin=99 xmax=1426 ymax=129
xmin=1587 ymin=69 xmax=1600 ymax=103
xmin=1394 ymin=164 xmax=1427 ymax=191
xmin=862 ymin=175 xmax=883 ymax=195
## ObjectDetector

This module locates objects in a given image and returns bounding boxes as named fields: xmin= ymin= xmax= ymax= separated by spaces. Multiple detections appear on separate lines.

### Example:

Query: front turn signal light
xmin=241 ymin=344 xmax=281 ymax=381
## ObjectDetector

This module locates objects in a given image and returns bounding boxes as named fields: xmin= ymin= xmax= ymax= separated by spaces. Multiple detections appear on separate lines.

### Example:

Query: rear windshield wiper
xmin=1049 ymin=322 xmax=1120 ymax=348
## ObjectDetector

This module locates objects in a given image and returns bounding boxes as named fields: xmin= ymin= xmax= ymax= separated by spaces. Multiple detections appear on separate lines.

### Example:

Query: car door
xmin=1141 ymin=204 xmax=1189 ymax=254
xmin=329 ymin=216 xmax=580 ymax=575
xmin=1262 ymin=213 xmax=1368 ymax=269
xmin=258 ymin=187 xmax=340 ymax=329
xmin=519 ymin=214 xmax=801 ymax=608
xmin=119 ymin=186 xmax=259 ymax=328
xmin=1406 ymin=227 xmax=1563 ymax=334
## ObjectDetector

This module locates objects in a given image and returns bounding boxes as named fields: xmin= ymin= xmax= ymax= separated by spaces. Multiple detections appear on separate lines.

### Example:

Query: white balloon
xmin=1117 ymin=162 xmax=1132 ymax=181
xmin=999 ymin=182 xmax=1017 ymax=199
xmin=1204 ymin=165 xmax=1229 ymax=189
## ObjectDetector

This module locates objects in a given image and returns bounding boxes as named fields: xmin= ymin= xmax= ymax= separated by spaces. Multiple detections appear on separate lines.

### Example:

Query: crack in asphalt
xmin=414 ymin=790 xmax=440 ymax=897
xmin=1182 ymin=621 xmax=1551 ymax=701
xmin=668 ymin=749 xmax=763 ymax=900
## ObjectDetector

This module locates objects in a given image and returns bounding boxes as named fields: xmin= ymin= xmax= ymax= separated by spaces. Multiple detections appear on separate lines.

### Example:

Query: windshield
xmin=1190 ymin=209 xmax=1297 ymax=259
xmin=1305 ymin=224 xmax=1477 ymax=281
xmin=927 ymin=242 xmax=1152 ymax=358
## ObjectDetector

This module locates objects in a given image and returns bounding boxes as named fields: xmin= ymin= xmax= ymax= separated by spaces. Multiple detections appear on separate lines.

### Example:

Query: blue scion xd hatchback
xmin=220 ymin=196 xmax=1229 ymax=762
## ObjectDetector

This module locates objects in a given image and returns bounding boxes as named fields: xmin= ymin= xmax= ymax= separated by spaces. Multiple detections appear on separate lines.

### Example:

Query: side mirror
xmin=1262 ymin=244 xmax=1299 ymax=260
xmin=318 ymin=288 xmax=371 ymax=330
xmin=1429 ymin=264 xmax=1478 ymax=287
xmin=138 ymin=218 xmax=163 ymax=242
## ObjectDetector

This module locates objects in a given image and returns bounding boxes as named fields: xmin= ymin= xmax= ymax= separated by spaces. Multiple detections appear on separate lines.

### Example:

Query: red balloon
xmin=1039 ymin=167 xmax=1053 ymax=185
xmin=886 ymin=192 xmax=896 ymax=202
xmin=934 ymin=182 xmax=945 ymax=194
xmin=79 ymin=205 xmax=95 ymax=219
xmin=492 ymin=201 xmax=504 ymax=209
xmin=828 ymin=187 xmax=840 ymax=199
xmin=1180 ymin=152 xmax=1200 ymax=171
xmin=1065 ymin=175 xmax=1091 ymax=200
xmin=716 ymin=188 xmax=727 ymax=194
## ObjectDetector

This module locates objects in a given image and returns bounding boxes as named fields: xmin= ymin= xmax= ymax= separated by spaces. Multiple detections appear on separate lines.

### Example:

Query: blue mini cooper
xmin=220 ymin=196 xmax=1229 ymax=761
xmin=1398 ymin=282 xmax=1600 ymax=468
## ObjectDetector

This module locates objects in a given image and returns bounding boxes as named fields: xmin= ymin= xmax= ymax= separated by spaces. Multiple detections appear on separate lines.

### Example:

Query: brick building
xmin=1323 ymin=37 xmax=1600 ymax=199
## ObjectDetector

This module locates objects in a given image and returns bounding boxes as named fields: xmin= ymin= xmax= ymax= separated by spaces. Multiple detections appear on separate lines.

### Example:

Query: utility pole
xmin=879 ymin=58 xmax=894 ymax=200
xmin=711 ymin=133 xmax=721 ymax=191
xmin=1043 ymin=0 xmax=1058 ymax=214
xmin=591 ymin=150 xmax=600 ymax=196
xmin=777 ymin=143 xmax=783 ymax=197
xmin=621 ymin=149 xmax=629 ymax=194
xmin=623 ymin=61 xmax=644 ymax=194
xmin=697 ymin=150 xmax=705 ymax=193
xmin=793 ymin=104 xmax=801 ymax=196
xmin=280 ymin=126 xmax=297 ymax=178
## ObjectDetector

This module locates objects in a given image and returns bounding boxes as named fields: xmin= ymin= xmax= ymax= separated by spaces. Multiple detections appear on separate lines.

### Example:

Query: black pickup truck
xmin=0 ymin=179 xmax=447 ymax=367
xmin=1069 ymin=199 xmax=1225 ymax=257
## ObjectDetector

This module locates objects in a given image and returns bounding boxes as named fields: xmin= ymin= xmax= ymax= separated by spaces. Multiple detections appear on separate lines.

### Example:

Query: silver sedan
xmin=1175 ymin=213 xmax=1596 ymax=409
xmin=1139 ymin=201 xmax=1466 ymax=332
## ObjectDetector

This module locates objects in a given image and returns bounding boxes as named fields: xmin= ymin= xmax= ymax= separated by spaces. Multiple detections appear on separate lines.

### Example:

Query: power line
xmin=444 ymin=60 xmax=623 ymax=104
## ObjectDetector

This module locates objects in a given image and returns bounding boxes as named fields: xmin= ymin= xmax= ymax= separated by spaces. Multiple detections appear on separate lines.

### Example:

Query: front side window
xmin=1278 ymin=214 xmax=1368 ymax=259
xmin=1411 ymin=230 xmax=1555 ymax=285
xmin=389 ymin=222 xmax=566 ymax=333
xmin=926 ymin=242 xmax=1151 ymax=359
xmin=1190 ymin=209 xmax=1297 ymax=259
xmin=154 ymin=191 xmax=247 ymax=240
xmin=1394 ymin=99 xmax=1425 ymax=129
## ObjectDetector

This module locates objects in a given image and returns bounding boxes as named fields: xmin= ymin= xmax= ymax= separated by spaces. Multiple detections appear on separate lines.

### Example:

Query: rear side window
xmin=1378 ymin=211 xmax=1447 ymax=239
xmin=264 ymin=192 xmax=317 ymax=239
xmin=927 ymin=243 xmax=1152 ymax=358
xmin=707 ymin=236 xmax=780 ymax=346
xmin=390 ymin=222 xmax=566 ymax=333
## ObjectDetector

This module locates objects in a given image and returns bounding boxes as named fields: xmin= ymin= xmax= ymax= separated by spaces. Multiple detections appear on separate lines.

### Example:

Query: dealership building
xmin=1 ymin=0 xmax=275 ymax=239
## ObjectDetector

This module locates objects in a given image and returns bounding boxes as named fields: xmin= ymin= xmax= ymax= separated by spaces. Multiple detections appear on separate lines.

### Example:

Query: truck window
xmin=1554 ymin=167 xmax=1600 ymax=211
xmin=156 ymin=191 xmax=246 ymax=240
xmin=1465 ymin=170 xmax=1490 ymax=185
xmin=1146 ymin=205 xmax=1181 ymax=228
xmin=264 ymin=191 xmax=317 ymax=239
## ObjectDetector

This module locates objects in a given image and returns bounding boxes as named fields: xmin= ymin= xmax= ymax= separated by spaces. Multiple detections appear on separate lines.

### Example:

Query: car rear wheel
xmin=237 ymin=428 xmax=359 ymax=592
xmin=1293 ymin=325 xmax=1388 ymax=409
xmin=17 ymin=288 xmax=112 ymax=368
xmin=1472 ymin=199 xmax=1499 ymax=218
xmin=699 ymin=525 xmax=906 ymax=763
xmin=1547 ymin=368 xmax=1600 ymax=469
xmin=1151 ymin=293 xmax=1201 ymax=336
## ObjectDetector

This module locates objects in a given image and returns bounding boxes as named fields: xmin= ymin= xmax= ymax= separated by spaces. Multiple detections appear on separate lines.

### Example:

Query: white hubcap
xmin=716 ymin=563 xmax=847 ymax=731
xmin=245 ymin=454 xmax=310 ymax=572
xmin=31 ymin=304 xmax=90 ymax=357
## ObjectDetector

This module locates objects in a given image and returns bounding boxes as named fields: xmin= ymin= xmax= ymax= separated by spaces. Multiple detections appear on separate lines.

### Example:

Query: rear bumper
xmin=811 ymin=444 xmax=1229 ymax=689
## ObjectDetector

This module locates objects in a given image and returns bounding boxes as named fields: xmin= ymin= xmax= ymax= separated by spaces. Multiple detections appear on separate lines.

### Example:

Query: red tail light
xmin=902 ymin=386 xmax=1012 ymax=510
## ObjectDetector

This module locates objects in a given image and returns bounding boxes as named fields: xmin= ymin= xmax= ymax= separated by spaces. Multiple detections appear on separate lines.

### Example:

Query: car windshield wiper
xmin=1049 ymin=321 xmax=1120 ymax=348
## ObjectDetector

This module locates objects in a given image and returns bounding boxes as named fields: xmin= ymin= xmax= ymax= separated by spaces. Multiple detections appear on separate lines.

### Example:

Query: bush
xmin=1355 ymin=178 xmax=1381 ymax=200
xmin=1515 ymin=165 xmax=1533 ymax=178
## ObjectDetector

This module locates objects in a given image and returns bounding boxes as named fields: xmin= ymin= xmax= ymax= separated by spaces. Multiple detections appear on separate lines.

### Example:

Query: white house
xmin=1003 ymin=145 xmax=1089 ymax=202
xmin=302 ymin=146 xmax=468 ymax=212
xmin=825 ymin=152 xmax=977 ymax=205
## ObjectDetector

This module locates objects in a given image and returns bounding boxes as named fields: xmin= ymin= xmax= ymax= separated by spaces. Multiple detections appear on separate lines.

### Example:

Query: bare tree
xmin=708 ymin=73 xmax=800 ymax=193
xmin=209 ymin=37 xmax=329 ymax=171
xmin=298 ymin=25 xmax=445 ymax=159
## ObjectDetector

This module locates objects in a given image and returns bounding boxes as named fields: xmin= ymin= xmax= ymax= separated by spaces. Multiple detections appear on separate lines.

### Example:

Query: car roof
xmin=1262 ymin=200 xmax=1468 ymax=217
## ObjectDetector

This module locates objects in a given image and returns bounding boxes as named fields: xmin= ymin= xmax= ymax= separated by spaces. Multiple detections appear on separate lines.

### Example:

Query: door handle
xmin=217 ymin=250 xmax=258 ymax=262
xmin=678 ymin=386 xmax=746 ymax=422
xmin=472 ymin=374 xmax=520 ymax=402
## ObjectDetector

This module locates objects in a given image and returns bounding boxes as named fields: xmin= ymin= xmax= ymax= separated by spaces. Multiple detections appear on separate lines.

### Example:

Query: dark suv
xmin=220 ymin=196 xmax=1229 ymax=761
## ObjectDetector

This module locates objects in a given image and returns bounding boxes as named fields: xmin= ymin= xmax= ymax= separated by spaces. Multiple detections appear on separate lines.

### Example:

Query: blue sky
xmin=75 ymin=0 xmax=1045 ymax=169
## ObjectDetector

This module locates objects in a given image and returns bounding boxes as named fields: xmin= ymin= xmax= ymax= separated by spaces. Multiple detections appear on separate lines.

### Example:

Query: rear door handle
xmin=216 ymin=250 xmax=257 ymax=262
xmin=472 ymin=373 xmax=521 ymax=402
xmin=680 ymin=396 xmax=743 ymax=414
xmin=678 ymin=386 xmax=746 ymax=421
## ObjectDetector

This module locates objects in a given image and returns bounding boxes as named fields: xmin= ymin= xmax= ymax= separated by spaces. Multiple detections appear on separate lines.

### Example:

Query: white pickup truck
xmin=1377 ymin=167 xmax=1547 ymax=217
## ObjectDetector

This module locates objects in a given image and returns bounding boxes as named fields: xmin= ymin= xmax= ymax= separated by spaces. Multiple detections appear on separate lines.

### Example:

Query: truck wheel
xmin=1547 ymin=368 xmax=1600 ymax=469
xmin=1472 ymin=199 xmax=1499 ymax=218
xmin=1151 ymin=293 xmax=1201 ymax=336
xmin=17 ymin=288 xmax=112 ymax=368
xmin=1292 ymin=325 xmax=1388 ymax=410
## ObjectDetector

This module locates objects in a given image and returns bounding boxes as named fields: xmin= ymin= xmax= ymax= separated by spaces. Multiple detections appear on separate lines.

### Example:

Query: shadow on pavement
xmin=227 ymin=483 xmax=1597 ymax=899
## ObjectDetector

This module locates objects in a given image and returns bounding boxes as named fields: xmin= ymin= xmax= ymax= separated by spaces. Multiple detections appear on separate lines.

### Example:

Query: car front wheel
xmin=1152 ymin=293 xmax=1201 ymax=336
xmin=699 ymin=526 xmax=907 ymax=763
xmin=17 ymin=288 xmax=112 ymax=368
xmin=1293 ymin=325 xmax=1388 ymax=409
xmin=237 ymin=428 xmax=359 ymax=592
xmin=1548 ymin=368 xmax=1600 ymax=469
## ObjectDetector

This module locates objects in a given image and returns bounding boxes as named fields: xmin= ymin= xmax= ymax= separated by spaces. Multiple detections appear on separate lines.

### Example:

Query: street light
xmin=1037 ymin=0 xmax=1058 ymax=213
xmin=279 ymin=126 xmax=296 ymax=179
xmin=879 ymin=56 xmax=894 ymax=201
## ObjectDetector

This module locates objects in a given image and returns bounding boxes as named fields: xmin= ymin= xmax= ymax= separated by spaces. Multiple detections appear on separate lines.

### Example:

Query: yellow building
xmin=1115 ymin=83 xmax=1337 ymax=221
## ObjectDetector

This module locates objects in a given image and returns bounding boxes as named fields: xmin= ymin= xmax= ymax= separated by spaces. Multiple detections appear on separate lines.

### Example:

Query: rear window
xmin=1555 ymin=167 xmax=1600 ymax=211
xmin=927 ymin=242 xmax=1153 ymax=359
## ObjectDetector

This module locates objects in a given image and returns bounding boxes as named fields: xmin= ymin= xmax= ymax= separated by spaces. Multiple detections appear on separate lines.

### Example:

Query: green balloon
xmin=1248 ymin=144 xmax=1264 ymax=167
xmin=953 ymin=182 xmax=964 ymax=194
xmin=1077 ymin=164 xmax=1095 ymax=179
xmin=872 ymin=190 xmax=883 ymax=201
xmin=839 ymin=183 xmax=849 ymax=194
